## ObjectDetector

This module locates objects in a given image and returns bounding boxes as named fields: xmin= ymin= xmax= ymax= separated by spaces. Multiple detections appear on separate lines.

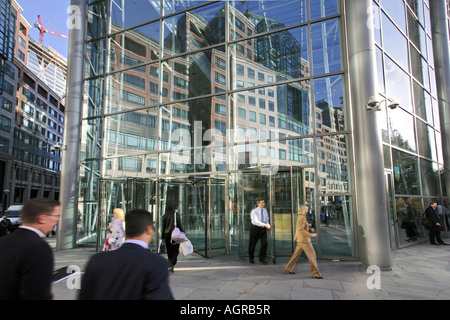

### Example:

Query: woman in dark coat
xmin=161 ymin=203 xmax=185 ymax=272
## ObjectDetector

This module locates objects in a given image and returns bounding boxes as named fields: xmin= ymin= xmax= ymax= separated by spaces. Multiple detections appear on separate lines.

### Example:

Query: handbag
xmin=179 ymin=239 xmax=193 ymax=256
xmin=158 ymin=239 xmax=166 ymax=254
xmin=171 ymin=210 xmax=187 ymax=244
xmin=420 ymin=213 xmax=433 ymax=228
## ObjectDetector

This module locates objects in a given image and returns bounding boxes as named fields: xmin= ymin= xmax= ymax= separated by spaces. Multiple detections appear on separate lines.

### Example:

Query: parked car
xmin=2 ymin=205 xmax=23 ymax=229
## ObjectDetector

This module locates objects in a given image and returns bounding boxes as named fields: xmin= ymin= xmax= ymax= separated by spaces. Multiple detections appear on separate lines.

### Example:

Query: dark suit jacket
xmin=0 ymin=228 xmax=54 ymax=300
xmin=425 ymin=206 xmax=441 ymax=229
xmin=79 ymin=243 xmax=174 ymax=300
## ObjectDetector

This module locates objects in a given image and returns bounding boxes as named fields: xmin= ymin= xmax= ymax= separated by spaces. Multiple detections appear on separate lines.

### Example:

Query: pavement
xmin=47 ymin=236 xmax=450 ymax=300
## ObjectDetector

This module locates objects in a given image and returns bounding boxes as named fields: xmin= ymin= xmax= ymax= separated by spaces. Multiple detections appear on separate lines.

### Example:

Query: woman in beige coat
xmin=285 ymin=205 xmax=322 ymax=279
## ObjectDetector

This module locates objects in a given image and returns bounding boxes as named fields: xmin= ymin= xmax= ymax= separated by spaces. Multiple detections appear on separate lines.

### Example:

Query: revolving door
xmin=237 ymin=166 xmax=305 ymax=263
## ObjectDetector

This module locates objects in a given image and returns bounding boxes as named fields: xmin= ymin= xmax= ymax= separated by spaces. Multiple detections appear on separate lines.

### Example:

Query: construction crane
xmin=34 ymin=15 xmax=68 ymax=45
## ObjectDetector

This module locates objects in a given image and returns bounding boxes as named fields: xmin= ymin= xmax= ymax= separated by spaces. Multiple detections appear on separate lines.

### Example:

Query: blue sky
xmin=18 ymin=0 xmax=70 ymax=58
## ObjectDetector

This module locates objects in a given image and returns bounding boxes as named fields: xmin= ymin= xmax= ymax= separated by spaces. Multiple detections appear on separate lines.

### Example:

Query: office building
xmin=61 ymin=0 xmax=450 ymax=268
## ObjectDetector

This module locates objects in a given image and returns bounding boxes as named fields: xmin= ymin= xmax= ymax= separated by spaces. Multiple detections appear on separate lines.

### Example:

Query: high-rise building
xmin=0 ymin=0 xmax=65 ymax=209
xmin=61 ymin=0 xmax=450 ymax=268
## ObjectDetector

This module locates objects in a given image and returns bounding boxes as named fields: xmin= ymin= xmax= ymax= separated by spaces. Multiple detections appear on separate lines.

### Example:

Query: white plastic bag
xmin=179 ymin=239 xmax=193 ymax=256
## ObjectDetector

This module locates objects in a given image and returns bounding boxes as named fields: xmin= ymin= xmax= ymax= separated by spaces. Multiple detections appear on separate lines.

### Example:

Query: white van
xmin=3 ymin=205 xmax=23 ymax=228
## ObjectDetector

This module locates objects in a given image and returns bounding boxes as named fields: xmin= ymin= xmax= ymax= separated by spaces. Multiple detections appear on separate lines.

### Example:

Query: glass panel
xmin=87 ymin=1 xmax=108 ymax=40
xmin=388 ymin=107 xmax=416 ymax=152
xmin=319 ymin=195 xmax=355 ymax=257
xmin=382 ymin=13 xmax=408 ymax=71
xmin=162 ymin=2 xmax=225 ymax=57
xmin=109 ymin=21 xmax=160 ymax=73
xmin=314 ymin=74 xmax=346 ymax=132
xmin=375 ymin=47 xmax=385 ymax=94
xmin=310 ymin=0 xmax=339 ymax=20
xmin=384 ymin=55 xmax=412 ymax=112
xmin=103 ymin=110 xmax=158 ymax=158
xmin=163 ymin=47 xmax=225 ymax=101
xmin=396 ymin=197 xmax=423 ymax=246
xmin=273 ymin=167 xmax=297 ymax=256
xmin=392 ymin=148 xmax=420 ymax=195
xmin=210 ymin=178 xmax=226 ymax=257
xmin=311 ymin=18 xmax=342 ymax=75
xmin=110 ymin=0 xmax=160 ymax=30
xmin=232 ymin=0 xmax=307 ymax=35
xmin=421 ymin=159 xmax=441 ymax=196
xmin=159 ymin=178 xmax=207 ymax=256
xmin=372 ymin=1 xmax=382 ymax=45
xmin=238 ymin=171 xmax=272 ymax=259
xmin=163 ymin=1 xmax=210 ymax=16
xmin=81 ymin=118 xmax=102 ymax=160
xmin=380 ymin=0 xmax=406 ymax=33
xmin=233 ymin=26 xmax=309 ymax=86
xmin=416 ymin=119 xmax=437 ymax=161
xmin=106 ymin=65 xmax=158 ymax=114
xmin=316 ymin=134 xmax=351 ymax=193
xmin=85 ymin=39 xmax=106 ymax=78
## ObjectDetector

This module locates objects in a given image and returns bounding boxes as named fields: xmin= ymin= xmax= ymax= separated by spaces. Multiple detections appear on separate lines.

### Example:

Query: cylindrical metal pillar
xmin=345 ymin=0 xmax=392 ymax=269
xmin=56 ymin=0 xmax=87 ymax=251
xmin=430 ymin=0 xmax=450 ymax=200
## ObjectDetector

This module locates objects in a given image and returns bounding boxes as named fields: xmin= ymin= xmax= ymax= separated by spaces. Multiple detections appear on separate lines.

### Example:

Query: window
xmin=0 ymin=115 xmax=11 ymax=133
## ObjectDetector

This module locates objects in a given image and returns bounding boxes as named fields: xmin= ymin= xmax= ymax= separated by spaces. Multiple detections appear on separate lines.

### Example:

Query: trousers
xmin=285 ymin=242 xmax=321 ymax=277
xmin=248 ymin=225 xmax=267 ymax=261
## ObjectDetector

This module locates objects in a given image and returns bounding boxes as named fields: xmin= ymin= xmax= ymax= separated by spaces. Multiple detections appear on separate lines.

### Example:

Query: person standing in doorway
xmin=248 ymin=199 xmax=271 ymax=264
xmin=285 ymin=205 xmax=322 ymax=278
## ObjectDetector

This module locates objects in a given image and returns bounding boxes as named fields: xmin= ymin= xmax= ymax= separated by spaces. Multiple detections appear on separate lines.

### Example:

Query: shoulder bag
xmin=171 ymin=210 xmax=187 ymax=244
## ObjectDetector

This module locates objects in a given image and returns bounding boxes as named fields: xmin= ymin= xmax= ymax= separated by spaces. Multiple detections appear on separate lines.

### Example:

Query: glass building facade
xmin=62 ymin=0 xmax=450 ymax=265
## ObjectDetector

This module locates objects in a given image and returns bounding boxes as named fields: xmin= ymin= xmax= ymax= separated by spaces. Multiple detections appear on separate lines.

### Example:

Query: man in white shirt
xmin=248 ymin=199 xmax=271 ymax=264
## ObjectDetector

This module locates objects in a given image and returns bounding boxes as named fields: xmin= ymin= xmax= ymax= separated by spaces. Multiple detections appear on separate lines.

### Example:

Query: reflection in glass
xmin=421 ymin=159 xmax=441 ymax=196
xmin=388 ymin=107 xmax=416 ymax=152
xmin=310 ymin=0 xmax=339 ymax=20
xmin=314 ymin=75 xmax=346 ymax=132
xmin=395 ymin=197 xmax=423 ymax=246
xmin=110 ymin=0 xmax=160 ymax=30
xmin=87 ymin=1 xmax=108 ymax=40
xmin=416 ymin=119 xmax=437 ymax=161
xmin=384 ymin=55 xmax=412 ymax=112
xmin=380 ymin=0 xmax=406 ymax=33
xmin=392 ymin=149 xmax=420 ymax=195
xmin=311 ymin=18 xmax=342 ymax=75
xmin=319 ymin=195 xmax=354 ymax=257
xmin=232 ymin=0 xmax=307 ymax=33
xmin=163 ymin=2 xmax=225 ymax=56
xmin=381 ymin=13 xmax=408 ymax=71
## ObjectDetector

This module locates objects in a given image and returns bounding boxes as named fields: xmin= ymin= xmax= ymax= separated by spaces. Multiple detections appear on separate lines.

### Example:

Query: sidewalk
xmin=47 ymin=236 xmax=450 ymax=300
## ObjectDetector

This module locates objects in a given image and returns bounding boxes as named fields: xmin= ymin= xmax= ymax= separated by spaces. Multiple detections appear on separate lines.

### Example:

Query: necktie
xmin=261 ymin=209 xmax=264 ymax=224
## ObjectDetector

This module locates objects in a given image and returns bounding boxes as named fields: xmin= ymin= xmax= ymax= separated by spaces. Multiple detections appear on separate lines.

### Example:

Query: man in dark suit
xmin=425 ymin=202 xmax=448 ymax=245
xmin=0 ymin=198 xmax=61 ymax=300
xmin=79 ymin=209 xmax=174 ymax=300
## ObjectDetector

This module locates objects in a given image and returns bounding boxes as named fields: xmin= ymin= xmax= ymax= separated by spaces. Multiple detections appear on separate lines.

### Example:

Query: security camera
xmin=387 ymin=100 xmax=399 ymax=109
xmin=367 ymin=96 xmax=400 ymax=111
xmin=366 ymin=96 xmax=379 ymax=110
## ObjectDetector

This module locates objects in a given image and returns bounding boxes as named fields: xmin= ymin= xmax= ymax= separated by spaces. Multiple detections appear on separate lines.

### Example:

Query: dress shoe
xmin=439 ymin=242 xmax=449 ymax=245
xmin=284 ymin=270 xmax=295 ymax=275
xmin=259 ymin=260 xmax=268 ymax=265
xmin=249 ymin=259 xmax=254 ymax=264
xmin=313 ymin=276 xmax=323 ymax=279
xmin=430 ymin=243 xmax=440 ymax=246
